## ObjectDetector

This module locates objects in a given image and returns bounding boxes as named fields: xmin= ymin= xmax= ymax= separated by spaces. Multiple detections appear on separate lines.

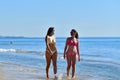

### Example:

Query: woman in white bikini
xmin=64 ymin=29 xmax=80 ymax=79
xmin=45 ymin=27 xmax=58 ymax=78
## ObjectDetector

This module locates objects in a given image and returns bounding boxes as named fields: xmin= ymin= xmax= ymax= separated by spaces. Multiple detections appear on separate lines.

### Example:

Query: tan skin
xmin=45 ymin=31 xmax=57 ymax=78
xmin=64 ymin=31 xmax=80 ymax=78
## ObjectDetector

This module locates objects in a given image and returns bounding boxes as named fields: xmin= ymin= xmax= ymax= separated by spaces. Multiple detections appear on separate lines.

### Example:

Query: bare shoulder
xmin=46 ymin=35 xmax=50 ymax=38
xmin=67 ymin=37 xmax=71 ymax=40
xmin=66 ymin=37 xmax=70 ymax=42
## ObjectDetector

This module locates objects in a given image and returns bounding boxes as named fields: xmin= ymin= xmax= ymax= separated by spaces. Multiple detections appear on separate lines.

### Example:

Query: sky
xmin=0 ymin=0 xmax=120 ymax=37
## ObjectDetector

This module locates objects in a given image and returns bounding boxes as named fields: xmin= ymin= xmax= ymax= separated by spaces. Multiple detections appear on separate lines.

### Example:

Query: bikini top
xmin=67 ymin=39 xmax=78 ymax=46
xmin=47 ymin=35 xmax=56 ymax=44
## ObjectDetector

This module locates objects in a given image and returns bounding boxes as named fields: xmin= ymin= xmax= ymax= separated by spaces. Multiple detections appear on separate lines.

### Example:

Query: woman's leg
xmin=71 ymin=55 xmax=76 ymax=78
xmin=66 ymin=55 xmax=71 ymax=77
xmin=51 ymin=52 xmax=57 ymax=75
xmin=45 ymin=52 xmax=51 ymax=78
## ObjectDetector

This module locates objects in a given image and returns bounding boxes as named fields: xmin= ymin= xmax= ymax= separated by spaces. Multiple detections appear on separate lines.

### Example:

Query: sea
xmin=0 ymin=37 xmax=120 ymax=80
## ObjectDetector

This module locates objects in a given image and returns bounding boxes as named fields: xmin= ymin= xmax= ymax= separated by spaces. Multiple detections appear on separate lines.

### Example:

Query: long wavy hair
xmin=45 ymin=27 xmax=54 ymax=43
xmin=70 ymin=29 xmax=79 ymax=39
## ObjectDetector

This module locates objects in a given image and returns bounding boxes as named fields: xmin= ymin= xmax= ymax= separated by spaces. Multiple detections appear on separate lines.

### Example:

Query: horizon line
xmin=0 ymin=36 xmax=120 ymax=38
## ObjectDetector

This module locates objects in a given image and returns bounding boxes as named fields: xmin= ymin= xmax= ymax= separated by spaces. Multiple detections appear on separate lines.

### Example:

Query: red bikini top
xmin=67 ymin=39 xmax=78 ymax=46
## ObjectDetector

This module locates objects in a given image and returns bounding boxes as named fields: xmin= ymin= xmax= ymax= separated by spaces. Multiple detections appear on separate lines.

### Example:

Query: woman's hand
xmin=48 ymin=50 xmax=53 ymax=55
xmin=49 ymin=50 xmax=57 ymax=55
xmin=64 ymin=53 xmax=66 ymax=59
xmin=78 ymin=56 xmax=80 ymax=61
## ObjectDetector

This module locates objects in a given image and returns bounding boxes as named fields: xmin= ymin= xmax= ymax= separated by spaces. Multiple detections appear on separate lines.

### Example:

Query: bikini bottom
xmin=68 ymin=52 xmax=76 ymax=57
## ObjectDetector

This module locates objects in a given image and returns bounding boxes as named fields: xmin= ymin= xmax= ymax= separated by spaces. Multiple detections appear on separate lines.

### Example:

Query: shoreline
xmin=0 ymin=61 xmax=81 ymax=80
xmin=0 ymin=56 xmax=120 ymax=80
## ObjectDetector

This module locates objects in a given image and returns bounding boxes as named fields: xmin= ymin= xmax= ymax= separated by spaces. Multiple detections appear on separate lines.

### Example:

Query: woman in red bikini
xmin=64 ymin=29 xmax=80 ymax=78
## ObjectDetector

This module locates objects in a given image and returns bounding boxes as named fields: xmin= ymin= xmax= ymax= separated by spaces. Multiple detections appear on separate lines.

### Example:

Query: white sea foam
xmin=0 ymin=48 xmax=16 ymax=53
xmin=0 ymin=48 xmax=41 ymax=54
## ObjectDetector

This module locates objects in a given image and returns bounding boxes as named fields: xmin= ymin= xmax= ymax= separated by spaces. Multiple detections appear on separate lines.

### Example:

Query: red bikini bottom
xmin=68 ymin=53 xmax=76 ymax=57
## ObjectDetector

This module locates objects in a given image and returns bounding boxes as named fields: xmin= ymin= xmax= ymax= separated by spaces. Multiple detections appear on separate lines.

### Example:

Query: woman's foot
xmin=54 ymin=73 xmax=58 ymax=78
xmin=72 ymin=76 xmax=75 ymax=79
xmin=67 ymin=76 xmax=71 ymax=79
xmin=46 ymin=75 xmax=49 ymax=79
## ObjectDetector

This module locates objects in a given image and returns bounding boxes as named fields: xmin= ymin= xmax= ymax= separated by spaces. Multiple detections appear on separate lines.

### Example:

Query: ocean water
xmin=0 ymin=37 xmax=120 ymax=80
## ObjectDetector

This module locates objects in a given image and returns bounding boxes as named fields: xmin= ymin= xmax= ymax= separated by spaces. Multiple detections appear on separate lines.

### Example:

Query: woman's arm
xmin=77 ymin=39 xmax=80 ymax=61
xmin=53 ymin=36 xmax=57 ymax=53
xmin=64 ymin=38 xmax=68 ymax=59
xmin=46 ymin=36 xmax=53 ymax=55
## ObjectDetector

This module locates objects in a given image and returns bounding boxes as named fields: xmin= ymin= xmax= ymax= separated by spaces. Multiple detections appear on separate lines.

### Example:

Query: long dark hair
xmin=71 ymin=29 xmax=79 ymax=39
xmin=45 ymin=27 xmax=54 ymax=43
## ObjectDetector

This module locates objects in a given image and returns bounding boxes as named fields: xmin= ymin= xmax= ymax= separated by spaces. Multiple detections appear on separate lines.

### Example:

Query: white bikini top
xmin=47 ymin=35 xmax=56 ymax=44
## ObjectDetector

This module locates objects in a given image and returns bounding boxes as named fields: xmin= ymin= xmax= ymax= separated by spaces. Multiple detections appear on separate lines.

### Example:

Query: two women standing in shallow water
xmin=45 ymin=27 xmax=80 ymax=79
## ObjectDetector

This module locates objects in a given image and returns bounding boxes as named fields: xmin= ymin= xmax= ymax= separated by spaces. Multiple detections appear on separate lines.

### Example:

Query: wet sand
xmin=0 ymin=70 xmax=6 ymax=80
xmin=0 ymin=62 xmax=40 ymax=80
xmin=0 ymin=62 xmax=82 ymax=80
xmin=1 ymin=61 xmax=119 ymax=80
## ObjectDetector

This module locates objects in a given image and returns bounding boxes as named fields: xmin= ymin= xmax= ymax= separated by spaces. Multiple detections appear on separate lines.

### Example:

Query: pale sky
xmin=0 ymin=0 xmax=120 ymax=37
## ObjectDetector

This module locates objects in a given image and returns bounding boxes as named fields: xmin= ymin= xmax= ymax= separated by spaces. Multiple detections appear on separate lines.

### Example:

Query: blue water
xmin=0 ymin=37 xmax=120 ymax=80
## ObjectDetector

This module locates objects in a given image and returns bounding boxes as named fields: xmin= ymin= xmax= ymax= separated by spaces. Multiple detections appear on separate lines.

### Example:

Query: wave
xmin=0 ymin=48 xmax=41 ymax=54
xmin=83 ymin=58 xmax=120 ymax=66
xmin=0 ymin=48 xmax=16 ymax=53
